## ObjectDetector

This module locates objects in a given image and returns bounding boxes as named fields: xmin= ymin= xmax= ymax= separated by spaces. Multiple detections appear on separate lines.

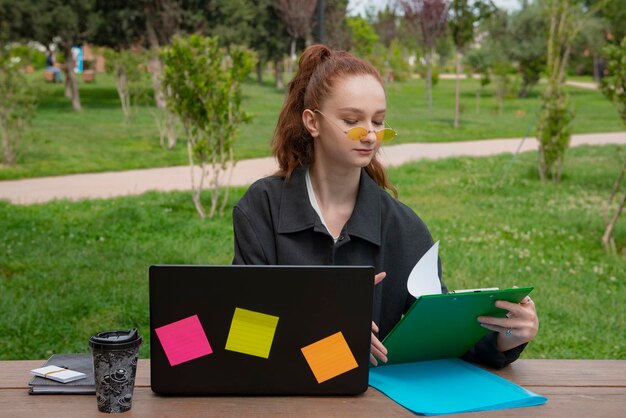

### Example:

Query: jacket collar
xmin=277 ymin=166 xmax=382 ymax=246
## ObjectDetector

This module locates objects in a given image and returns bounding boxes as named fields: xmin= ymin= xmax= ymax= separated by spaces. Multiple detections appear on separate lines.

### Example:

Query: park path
xmin=438 ymin=74 xmax=599 ymax=90
xmin=1 ymin=132 xmax=625 ymax=205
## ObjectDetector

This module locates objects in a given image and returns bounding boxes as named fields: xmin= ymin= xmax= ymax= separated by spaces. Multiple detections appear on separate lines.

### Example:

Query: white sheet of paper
xmin=407 ymin=241 xmax=442 ymax=298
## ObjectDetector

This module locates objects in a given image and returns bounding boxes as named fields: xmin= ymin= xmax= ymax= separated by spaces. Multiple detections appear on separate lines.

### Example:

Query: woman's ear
xmin=302 ymin=109 xmax=320 ymax=138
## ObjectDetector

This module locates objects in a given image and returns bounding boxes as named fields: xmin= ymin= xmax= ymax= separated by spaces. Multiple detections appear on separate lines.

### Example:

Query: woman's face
xmin=306 ymin=74 xmax=387 ymax=170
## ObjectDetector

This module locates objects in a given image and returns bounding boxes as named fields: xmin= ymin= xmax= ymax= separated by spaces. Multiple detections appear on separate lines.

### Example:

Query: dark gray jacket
xmin=232 ymin=166 xmax=524 ymax=368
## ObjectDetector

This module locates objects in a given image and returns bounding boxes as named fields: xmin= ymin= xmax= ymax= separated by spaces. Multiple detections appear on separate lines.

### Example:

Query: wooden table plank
xmin=0 ymin=387 xmax=624 ymax=418
xmin=4 ymin=359 xmax=625 ymax=389
xmin=491 ymin=359 xmax=626 ymax=387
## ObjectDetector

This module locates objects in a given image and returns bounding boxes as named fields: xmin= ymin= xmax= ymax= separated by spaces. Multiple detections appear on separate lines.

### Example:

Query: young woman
xmin=232 ymin=44 xmax=538 ymax=367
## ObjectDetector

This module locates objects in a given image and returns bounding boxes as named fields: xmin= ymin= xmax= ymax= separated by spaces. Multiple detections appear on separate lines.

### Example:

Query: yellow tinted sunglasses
xmin=314 ymin=110 xmax=397 ymax=142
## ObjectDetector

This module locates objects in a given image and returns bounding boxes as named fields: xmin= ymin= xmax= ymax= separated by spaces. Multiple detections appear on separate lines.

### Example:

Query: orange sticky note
xmin=301 ymin=331 xmax=358 ymax=384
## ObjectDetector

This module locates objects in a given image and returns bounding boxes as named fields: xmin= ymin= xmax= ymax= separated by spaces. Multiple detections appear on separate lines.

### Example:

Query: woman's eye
xmin=343 ymin=119 xmax=358 ymax=125
xmin=373 ymin=121 xmax=384 ymax=127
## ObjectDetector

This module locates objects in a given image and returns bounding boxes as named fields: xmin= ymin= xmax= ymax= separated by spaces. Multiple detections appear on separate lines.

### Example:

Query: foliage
xmin=388 ymin=39 xmax=413 ymax=82
xmin=600 ymin=36 xmax=626 ymax=124
xmin=6 ymin=43 xmax=46 ymax=69
xmin=585 ymin=0 xmax=626 ymax=41
xmin=6 ymin=0 xmax=100 ymax=112
xmin=0 ymin=52 xmax=37 ymax=165
xmin=347 ymin=16 xmax=379 ymax=58
xmin=161 ymin=35 xmax=256 ymax=217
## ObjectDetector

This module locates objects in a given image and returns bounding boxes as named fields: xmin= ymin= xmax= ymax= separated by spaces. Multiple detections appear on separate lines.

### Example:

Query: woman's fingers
xmin=374 ymin=272 xmax=386 ymax=286
xmin=370 ymin=321 xmax=388 ymax=366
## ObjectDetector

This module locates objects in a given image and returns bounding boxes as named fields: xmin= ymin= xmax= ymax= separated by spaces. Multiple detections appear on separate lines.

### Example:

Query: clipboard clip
xmin=450 ymin=287 xmax=499 ymax=294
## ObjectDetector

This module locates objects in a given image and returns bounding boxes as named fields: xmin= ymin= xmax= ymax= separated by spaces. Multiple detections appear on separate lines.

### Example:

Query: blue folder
xmin=369 ymin=359 xmax=547 ymax=416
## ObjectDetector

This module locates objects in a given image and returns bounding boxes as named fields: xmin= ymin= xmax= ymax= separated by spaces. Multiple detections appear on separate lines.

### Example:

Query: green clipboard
xmin=382 ymin=287 xmax=533 ymax=365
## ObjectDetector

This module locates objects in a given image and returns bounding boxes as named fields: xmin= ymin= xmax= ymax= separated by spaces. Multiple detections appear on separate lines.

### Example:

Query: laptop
xmin=149 ymin=265 xmax=374 ymax=395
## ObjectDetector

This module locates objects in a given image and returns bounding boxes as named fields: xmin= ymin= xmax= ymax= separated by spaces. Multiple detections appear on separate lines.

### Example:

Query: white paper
xmin=31 ymin=365 xmax=86 ymax=384
xmin=407 ymin=241 xmax=442 ymax=298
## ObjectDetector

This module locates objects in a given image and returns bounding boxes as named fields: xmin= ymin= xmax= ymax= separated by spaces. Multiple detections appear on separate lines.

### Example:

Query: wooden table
xmin=1 ymin=359 xmax=624 ymax=417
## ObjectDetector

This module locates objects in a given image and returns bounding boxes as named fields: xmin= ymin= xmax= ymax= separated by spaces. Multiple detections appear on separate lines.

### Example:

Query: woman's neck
xmin=308 ymin=162 xmax=360 ymax=210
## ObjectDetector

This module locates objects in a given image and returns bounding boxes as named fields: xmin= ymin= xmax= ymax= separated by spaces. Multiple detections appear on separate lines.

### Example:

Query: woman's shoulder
xmin=236 ymin=174 xmax=285 ymax=209
xmin=378 ymin=189 xmax=430 ymax=233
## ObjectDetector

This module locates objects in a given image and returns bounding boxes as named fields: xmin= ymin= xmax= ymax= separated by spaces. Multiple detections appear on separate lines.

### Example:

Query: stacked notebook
xmin=28 ymin=353 xmax=95 ymax=395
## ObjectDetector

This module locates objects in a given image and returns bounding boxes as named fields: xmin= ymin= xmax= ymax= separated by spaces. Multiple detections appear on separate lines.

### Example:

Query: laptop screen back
xmin=149 ymin=265 xmax=374 ymax=395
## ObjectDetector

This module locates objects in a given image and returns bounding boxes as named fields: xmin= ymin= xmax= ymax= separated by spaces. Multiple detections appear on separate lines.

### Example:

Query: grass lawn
xmin=1 ymin=145 xmax=624 ymax=360
xmin=0 ymin=73 xmax=622 ymax=180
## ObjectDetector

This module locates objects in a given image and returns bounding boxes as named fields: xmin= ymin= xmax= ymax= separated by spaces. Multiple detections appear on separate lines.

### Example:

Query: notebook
xmin=149 ymin=265 xmax=375 ymax=395
xmin=28 ymin=353 xmax=95 ymax=395
xmin=382 ymin=287 xmax=534 ymax=364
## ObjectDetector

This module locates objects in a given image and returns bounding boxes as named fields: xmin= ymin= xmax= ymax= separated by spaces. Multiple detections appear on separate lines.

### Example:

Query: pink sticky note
xmin=154 ymin=314 xmax=213 ymax=366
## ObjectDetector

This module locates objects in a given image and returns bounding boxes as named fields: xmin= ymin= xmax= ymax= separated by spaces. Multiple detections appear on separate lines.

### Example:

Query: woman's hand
xmin=370 ymin=272 xmax=388 ymax=366
xmin=478 ymin=289 xmax=539 ymax=352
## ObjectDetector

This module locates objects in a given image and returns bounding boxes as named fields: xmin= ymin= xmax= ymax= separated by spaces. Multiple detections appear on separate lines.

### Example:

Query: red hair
xmin=272 ymin=44 xmax=397 ymax=196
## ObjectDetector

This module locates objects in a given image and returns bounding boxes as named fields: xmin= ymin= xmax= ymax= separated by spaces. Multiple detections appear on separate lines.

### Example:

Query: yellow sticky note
xmin=225 ymin=307 xmax=279 ymax=359
xmin=301 ymin=331 xmax=358 ymax=384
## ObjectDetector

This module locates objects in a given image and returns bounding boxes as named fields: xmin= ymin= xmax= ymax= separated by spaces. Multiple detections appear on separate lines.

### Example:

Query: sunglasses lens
xmin=345 ymin=127 xmax=368 ymax=141
xmin=376 ymin=129 xmax=397 ymax=141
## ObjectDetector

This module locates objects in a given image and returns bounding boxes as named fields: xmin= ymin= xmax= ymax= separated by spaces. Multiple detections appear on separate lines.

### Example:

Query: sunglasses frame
xmin=313 ymin=110 xmax=397 ymax=142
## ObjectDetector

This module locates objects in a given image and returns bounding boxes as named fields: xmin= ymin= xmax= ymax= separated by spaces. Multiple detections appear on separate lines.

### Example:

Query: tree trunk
xmin=592 ymin=53 xmax=600 ymax=84
xmin=187 ymin=133 xmax=206 ymax=218
xmin=288 ymin=38 xmax=297 ymax=75
xmin=602 ymin=191 xmax=626 ymax=254
xmin=1 ymin=117 xmax=14 ymax=165
xmin=256 ymin=61 xmax=264 ymax=84
xmin=63 ymin=52 xmax=82 ymax=111
xmin=426 ymin=47 xmax=433 ymax=112
xmin=274 ymin=58 xmax=284 ymax=89
xmin=149 ymin=57 xmax=167 ymax=109
xmin=115 ymin=64 xmax=131 ymax=122
xmin=454 ymin=49 xmax=461 ymax=129
xmin=475 ymin=90 xmax=480 ymax=114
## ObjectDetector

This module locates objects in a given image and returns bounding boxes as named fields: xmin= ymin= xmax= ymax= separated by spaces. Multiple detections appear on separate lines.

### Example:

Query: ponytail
xmin=272 ymin=44 xmax=397 ymax=197
xmin=272 ymin=45 xmax=332 ymax=179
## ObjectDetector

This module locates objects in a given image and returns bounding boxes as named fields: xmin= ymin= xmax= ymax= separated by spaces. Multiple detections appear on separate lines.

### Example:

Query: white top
xmin=305 ymin=168 xmax=339 ymax=243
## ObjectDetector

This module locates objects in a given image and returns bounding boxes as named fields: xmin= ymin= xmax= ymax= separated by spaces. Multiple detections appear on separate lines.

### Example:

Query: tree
xmin=244 ymin=0 xmax=290 ymax=88
xmin=448 ymin=0 xmax=494 ymax=128
xmin=0 ymin=52 xmax=37 ymax=165
xmin=161 ymin=35 xmax=256 ymax=218
xmin=317 ymin=0 xmax=350 ymax=50
xmin=400 ymin=0 xmax=449 ymax=111
xmin=92 ymin=1 xmax=147 ymax=123
xmin=599 ymin=36 xmax=625 ymax=253
xmin=536 ymin=0 xmax=605 ymax=182
xmin=275 ymin=0 xmax=318 ymax=74
xmin=476 ymin=8 xmax=513 ymax=115
xmin=103 ymin=49 xmax=150 ymax=124
xmin=508 ymin=0 xmax=548 ymax=98
xmin=373 ymin=6 xmax=400 ymax=82
xmin=143 ymin=0 xmax=183 ymax=149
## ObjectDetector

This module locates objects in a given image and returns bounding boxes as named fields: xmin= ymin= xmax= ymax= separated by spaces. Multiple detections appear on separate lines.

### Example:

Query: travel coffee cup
xmin=89 ymin=329 xmax=142 ymax=413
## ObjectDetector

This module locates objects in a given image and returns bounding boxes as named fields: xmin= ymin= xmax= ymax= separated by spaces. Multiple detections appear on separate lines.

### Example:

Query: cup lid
xmin=89 ymin=329 xmax=142 ymax=350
